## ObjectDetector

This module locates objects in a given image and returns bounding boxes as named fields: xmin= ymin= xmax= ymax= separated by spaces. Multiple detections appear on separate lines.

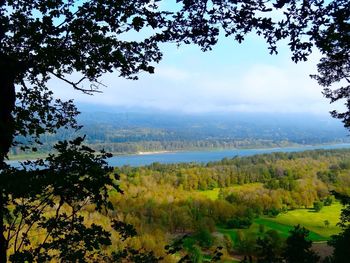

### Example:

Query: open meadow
xmin=264 ymin=202 xmax=342 ymax=239
xmin=200 ymin=187 xmax=342 ymax=242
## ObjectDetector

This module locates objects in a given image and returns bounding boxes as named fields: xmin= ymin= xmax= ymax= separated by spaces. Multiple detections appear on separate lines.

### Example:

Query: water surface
xmin=8 ymin=144 xmax=350 ymax=168
xmin=108 ymin=143 xmax=350 ymax=167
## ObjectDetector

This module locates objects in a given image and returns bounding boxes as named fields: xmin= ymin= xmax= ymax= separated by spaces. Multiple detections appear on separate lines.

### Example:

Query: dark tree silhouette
xmin=326 ymin=192 xmax=350 ymax=263
xmin=0 ymin=0 xmax=349 ymax=261
xmin=282 ymin=225 xmax=320 ymax=263
xmin=256 ymin=230 xmax=282 ymax=263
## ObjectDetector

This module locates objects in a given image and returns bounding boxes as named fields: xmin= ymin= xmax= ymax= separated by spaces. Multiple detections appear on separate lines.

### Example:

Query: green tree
xmin=327 ymin=192 xmax=350 ymax=263
xmin=1 ymin=0 xmax=349 ymax=261
xmin=324 ymin=196 xmax=334 ymax=206
xmin=324 ymin=220 xmax=330 ymax=228
xmin=259 ymin=224 xmax=265 ymax=234
xmin=194 ymin=228 xmax=213 ymax=249
xmin=282 ymin=225 xmax=320 ymax=263
xmin=328 ymin=228 xmax=350 ymax=263
xmin=218 ymin=188 xmax=224 ymax=200
xmin=256 ymin=230 xmax=283 ymax=263
xmin=236 ymin=230 xmax=256 ymax=257
xmin=0 ymin=0 xmax=172 ymax=260
xmin=313 ymin=201 xmax=324 ymax=212
xmin=4 ymin=138 xmax=120 ymax=262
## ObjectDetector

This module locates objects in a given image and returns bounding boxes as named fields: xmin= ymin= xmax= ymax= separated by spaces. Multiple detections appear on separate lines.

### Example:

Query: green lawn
xmin=264 ymin=202 xmax=342 ymax=238
xmin=218 ymin=202 xmax=342 ymax=242
xmin=202 ymin=186 xmax=343 ymax=242
xmin=254 ymin=218 xmax=326 ymax=241
xmin=219 ymin=220 xmax=327 ymax=243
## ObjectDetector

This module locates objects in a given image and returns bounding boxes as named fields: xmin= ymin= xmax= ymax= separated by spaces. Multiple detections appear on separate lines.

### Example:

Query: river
xmin=7 ymin=143 xmax=350 ymax=168
xmin=107 ymin=143 xmax=350 ymax=167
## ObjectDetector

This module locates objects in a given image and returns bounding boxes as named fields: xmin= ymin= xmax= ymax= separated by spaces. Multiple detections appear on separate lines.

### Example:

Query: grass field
xmin=217 ymin=202 xmax=342 ymax=242
xmin=265 ymin=202 xmax=342 ymax=239
xmin=200 ymin=186 xmax=343 ymax=241
xmin=254 ymin=218 xmax=326 ymax=241
xmin=219 ymin=219 xmax=328 ymax=243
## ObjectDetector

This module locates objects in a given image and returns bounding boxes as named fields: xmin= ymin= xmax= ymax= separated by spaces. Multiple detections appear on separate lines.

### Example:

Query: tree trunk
xmin=0 ymin=54 xmax=17 ymax=263
xmin=0 ymin=56 xmax=16 ymax=162
xmin=1 ymin=1 xmax=18 ymax=260
xmin=0 ymin=194 xmax=7 ymax=263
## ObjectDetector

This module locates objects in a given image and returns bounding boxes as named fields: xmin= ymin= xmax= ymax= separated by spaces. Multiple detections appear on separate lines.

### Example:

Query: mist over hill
xmin=77 ymin=109 xmax=348 ymax=143
xmin=12 ymin=104 xmax=350 ymax=156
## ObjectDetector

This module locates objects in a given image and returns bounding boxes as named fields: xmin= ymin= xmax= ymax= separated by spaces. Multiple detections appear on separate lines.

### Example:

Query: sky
xmin=49 ymin=8 xmax=344 ymax=116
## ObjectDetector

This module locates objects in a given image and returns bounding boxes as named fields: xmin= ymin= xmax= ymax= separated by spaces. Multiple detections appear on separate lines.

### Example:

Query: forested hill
xmin=11 ymin=110 xmax=350 ymax=156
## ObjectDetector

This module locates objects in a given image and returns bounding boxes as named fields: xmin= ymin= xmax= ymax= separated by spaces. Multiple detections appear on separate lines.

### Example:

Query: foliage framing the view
xmin=0 ymin=0 xmax=349 ymax=261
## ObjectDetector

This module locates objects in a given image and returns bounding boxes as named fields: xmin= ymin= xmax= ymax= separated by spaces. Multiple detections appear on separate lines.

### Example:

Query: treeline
xmin=116 ymin=149 xmax=350 ymax=193
xmin=9 ymin=113 xmax=350 ymax=156
xmin=94 ymin=149 xmax=350 ymax=261
xmin=20 ymin=149 xmax=350 ymax=261
xmin=83 ymin=139 xmax=294 ymax=154
xmin=10 ymin=137 xmax=300 ymax=156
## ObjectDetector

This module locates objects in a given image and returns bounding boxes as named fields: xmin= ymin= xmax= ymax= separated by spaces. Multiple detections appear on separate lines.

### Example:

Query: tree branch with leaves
xmin=0 ymin=0 xmax=349 ymax=261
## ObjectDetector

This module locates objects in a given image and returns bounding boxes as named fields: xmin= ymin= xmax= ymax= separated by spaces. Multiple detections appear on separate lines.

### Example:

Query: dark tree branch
xmin=49 ymin=71 xmax=102 ymax=95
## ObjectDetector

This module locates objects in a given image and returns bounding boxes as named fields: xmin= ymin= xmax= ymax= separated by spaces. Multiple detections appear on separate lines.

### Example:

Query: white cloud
xmin=48 ymin=42 xmax=345 ymax=115
xmin=156 ymin=66 xmax=190 ymax=81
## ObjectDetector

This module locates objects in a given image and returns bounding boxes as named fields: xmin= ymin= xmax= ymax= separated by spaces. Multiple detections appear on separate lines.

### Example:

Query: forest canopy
xmin=0 ymin=0 xmax=349 ymax=262
xmin=1 ymin=1 xmax=350 ymax=148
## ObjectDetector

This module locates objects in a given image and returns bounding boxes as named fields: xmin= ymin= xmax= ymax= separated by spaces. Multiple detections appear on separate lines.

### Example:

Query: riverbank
xmin=8 ymin=143 xmax=350 ymax=166
xmin=108 ymin=143 xmax=350 ymax=167
xmin=137 ymin=150 xmax=173 ymax=155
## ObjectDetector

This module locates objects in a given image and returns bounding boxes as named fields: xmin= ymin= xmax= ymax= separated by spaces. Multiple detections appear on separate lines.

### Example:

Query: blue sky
xmin=49 ymin=4 xmax=344 ymax=115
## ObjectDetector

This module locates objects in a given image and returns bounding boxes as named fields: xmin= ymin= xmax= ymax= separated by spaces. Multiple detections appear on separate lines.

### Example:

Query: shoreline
xmin=123 ymin=142 xmax=350 ymax=157
xmin=136 ymin=150 xmax=174 ymax=155
xmin=8 ymin=142 xmax=350 ymax=161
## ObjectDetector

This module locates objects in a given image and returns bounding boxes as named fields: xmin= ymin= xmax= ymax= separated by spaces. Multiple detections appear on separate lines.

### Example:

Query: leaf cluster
xmin=1 ymin=137 xmax=120 ymax=262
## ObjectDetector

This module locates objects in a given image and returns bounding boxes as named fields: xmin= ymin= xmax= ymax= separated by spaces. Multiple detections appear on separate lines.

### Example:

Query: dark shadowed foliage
xmin=256 ymin=229 xmax=283 ymax=263
xmin=326 ymin=192 xmax=350 ymax=263
xmin=282 ymin=225 xmax=320 ymax=263
xmin=0 ymin=0 xmax=349 ymax=261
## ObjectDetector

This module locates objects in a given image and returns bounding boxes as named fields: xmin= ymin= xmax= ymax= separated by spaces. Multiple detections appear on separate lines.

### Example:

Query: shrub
xmin=226 ymin=217 xmax=253 ymax=229
xmin=313 ymin=201 xmax=324 ymax=212
xmin=323 ymin=196 xmax=334 ymax=206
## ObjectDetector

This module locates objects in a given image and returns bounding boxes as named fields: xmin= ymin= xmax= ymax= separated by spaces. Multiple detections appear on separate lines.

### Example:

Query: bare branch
xmin=49 ymin=71 xmax=103 ymax=95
